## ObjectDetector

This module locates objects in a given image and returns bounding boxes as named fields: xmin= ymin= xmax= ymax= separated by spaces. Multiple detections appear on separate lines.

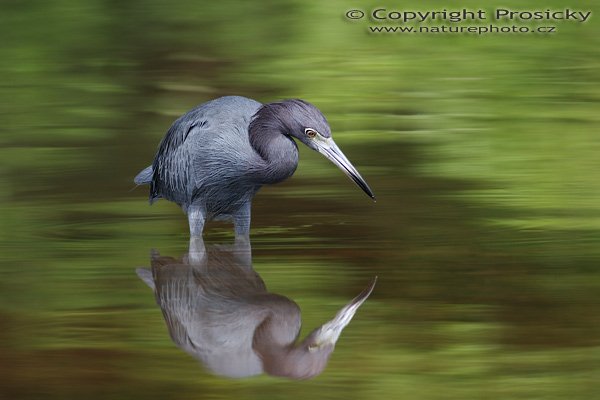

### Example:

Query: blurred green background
xmin=1 ymin=0 xmax=599 ymax=399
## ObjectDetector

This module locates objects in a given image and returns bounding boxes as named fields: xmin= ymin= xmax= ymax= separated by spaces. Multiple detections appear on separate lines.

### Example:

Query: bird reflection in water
xmin=136 ymin=238 xmax=376 ymax=380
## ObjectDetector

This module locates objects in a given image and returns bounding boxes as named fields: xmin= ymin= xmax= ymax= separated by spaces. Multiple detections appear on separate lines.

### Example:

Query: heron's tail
xmin=135 ymin=267 xmax=155 ymax=290
xmin=134 ymin=165 xmax=153 ymax=185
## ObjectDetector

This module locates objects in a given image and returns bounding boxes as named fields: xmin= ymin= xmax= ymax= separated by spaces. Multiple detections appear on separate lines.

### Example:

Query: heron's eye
xmin=308 ymin=343 xmax=319 ymax=351
xmin=305 ymin=128 xmax=318 ymax=139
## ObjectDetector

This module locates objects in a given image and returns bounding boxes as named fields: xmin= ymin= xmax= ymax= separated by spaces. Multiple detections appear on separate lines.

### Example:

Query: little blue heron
xmin=136 ymin=238 xmax=377 ymax=379
xmin=134 ymin=96 xmax=375 ymax=237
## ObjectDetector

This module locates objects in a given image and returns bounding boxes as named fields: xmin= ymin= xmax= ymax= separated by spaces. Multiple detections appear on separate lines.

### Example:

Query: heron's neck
xmin=253 ymin=312 xmax=328 ymax=379
xmin=248 ymin=110 xmax=299 ymax=184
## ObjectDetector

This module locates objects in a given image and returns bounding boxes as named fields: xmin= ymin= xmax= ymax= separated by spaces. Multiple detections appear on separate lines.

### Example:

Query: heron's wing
xmin=149 ymin=96 xmax=263 ymax=205
xmin=150 ymin=113 xmax=209 ymax=204
xmin=136 ymin=268 xmax=155 ymax=290
xmin=150 ymin=262 xmax=205 ymax=352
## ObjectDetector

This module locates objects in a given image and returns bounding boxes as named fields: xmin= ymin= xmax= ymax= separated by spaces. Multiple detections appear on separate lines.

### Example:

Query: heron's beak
xmin=316 ymin=137 xmax=376 ymax=200
xmin=314 ymin=277 xmax=377 ymax=346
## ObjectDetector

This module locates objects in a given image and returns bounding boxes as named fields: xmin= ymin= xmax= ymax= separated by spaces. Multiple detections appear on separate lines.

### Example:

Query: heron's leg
xmin=233 ymin=201 xmax=253 ymax=267
xmin=187 ymin=205 xmax=206 ymax=237
xmin=233 ymin=234 xmax=252 ymax=269
xmin=186 ymin=236 xmax=207 ymax=266
xmin=233 ymin=200 xmax=252 ymax=239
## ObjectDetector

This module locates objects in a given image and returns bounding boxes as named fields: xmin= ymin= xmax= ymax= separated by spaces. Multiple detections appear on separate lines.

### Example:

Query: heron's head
xmin=261 ymin=277 xmax=377 ymax=380
xmin=253 ymin=99 xmax=375 ymax=200
xmin=303 ymin=276 xmax=377 ymax=350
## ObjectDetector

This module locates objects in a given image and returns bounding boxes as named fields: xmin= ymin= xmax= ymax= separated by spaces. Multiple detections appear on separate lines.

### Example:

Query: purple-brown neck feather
xmin=247 ymin=101 xmax=301 ymax=184
xmin=248 ymin=103 xmax=288 ymax=160
xmin=252 ymin=315 xmax=333 ymax=380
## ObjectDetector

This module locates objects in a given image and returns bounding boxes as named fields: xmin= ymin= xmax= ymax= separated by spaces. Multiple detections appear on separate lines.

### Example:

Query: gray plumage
xmin=136 ymin=238 xmax=376 ymax=380
xmin=134 ymin=96 xmax=374 ymax=237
